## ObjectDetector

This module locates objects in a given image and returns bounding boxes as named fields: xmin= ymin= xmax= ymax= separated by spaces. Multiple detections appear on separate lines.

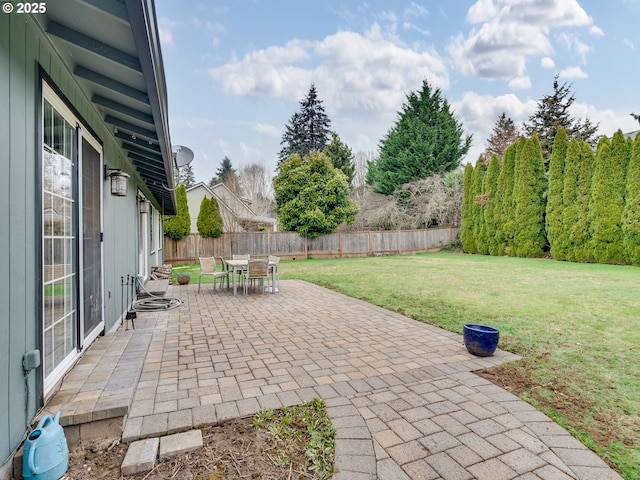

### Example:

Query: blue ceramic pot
xmin=463 ymin=324 xmax=499 ymax=357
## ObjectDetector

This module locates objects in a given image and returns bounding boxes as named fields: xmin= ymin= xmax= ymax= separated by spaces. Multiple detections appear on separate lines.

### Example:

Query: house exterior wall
xmin=0 ymin=13 xmax=165 ymax=470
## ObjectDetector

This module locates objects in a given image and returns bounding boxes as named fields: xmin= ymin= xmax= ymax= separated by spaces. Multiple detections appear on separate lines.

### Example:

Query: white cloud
xmin=558 ymin=66 xmax=588 ymax=79
xmin=624 ymin=38 xmax=635 ymax=49
xmin=453 ymin=91 xmax=537 ymax=161
xmin=541 ymin=57 xmax=555 ymax=69
xmin=557 ymin=33 xmax=591 ymax=63
xmin=508 ymin=76 xmax=531 ymax=90
xmin=159 ymin=27 xmax=173 ymax=46
xmin=217 ymin=139 xmax=230 ymax=156
xmin=590 ymin=25 xmax=604 ymax=37
xmin=208 ymin=23 xmax=448 ymax=114
xmin=449 ymin=0 xmax=593 ymax=81
xmin=239 ymin=142 xmax=262 ymax=161
xmin=254 ymin=123 xmax=280 ymax=137
xmin=158 ymin=18 xmax=179 ymax=47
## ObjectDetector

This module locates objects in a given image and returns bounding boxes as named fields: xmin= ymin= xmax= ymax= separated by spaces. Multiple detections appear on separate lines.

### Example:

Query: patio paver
xmin=42 ymin=280 xmax=623 ymax=479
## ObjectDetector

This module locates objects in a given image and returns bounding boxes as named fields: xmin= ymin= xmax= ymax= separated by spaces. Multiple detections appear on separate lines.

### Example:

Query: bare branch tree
xmin=238 ymin=162 xmax=274 ymax=216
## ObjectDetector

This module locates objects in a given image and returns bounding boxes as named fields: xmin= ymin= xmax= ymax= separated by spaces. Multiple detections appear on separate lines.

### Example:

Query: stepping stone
xmin=121 ymin=437 xmax=159 ymax=475
xmin=159 ymin=430 xmax=203 ymax=460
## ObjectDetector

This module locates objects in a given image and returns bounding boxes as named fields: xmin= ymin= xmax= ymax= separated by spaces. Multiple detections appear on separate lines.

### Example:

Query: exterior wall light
xmin=104 ymin=167 xmax=129 ymax=196
xmin=139 ymin=198 xmax=150 ymax=214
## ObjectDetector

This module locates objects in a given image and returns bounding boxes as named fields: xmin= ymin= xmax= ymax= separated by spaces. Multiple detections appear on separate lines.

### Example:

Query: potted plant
xmin=463 ymin=324 xmax=499 ymax=357
xmin=176 ymin=272 xmax=191 ymax=285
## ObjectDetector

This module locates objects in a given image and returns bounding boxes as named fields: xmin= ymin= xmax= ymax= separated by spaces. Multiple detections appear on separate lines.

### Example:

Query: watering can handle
xmin=27 ymin=412 xmax=60 ymax=475
xmin=28 ymin=416 xmax=52 ymax=475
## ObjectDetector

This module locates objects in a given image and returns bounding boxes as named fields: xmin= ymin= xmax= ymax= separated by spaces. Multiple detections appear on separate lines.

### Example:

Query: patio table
xmin=226 ymin=258 xmax=279 ymax=296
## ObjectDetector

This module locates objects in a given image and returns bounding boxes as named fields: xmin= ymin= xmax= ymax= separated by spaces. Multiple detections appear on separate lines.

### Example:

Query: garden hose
xmin=132 ymin=275 xmax=184 ymax=311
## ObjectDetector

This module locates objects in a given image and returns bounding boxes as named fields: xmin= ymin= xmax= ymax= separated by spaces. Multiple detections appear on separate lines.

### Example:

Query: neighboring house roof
xmin=624 ymin=130 xmax=639 ymax=140
xmin=186 ymin=182 xmax=276 ymax=231
xmin=36 ymin=0 xmax=177 ymax=214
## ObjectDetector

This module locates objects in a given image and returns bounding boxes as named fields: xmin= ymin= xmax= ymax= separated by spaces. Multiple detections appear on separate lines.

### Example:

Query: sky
xmin=155 ymin=0 xmax=640 ymax=185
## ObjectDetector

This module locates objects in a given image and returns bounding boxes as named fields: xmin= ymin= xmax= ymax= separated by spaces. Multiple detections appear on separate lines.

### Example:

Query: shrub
xmin=163 ymin=184 xmax=190 ymax=240
xmin=197 ymin=196 xmax=224 ymax=238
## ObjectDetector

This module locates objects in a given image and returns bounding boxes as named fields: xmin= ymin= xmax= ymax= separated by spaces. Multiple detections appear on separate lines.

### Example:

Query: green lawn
xmin=278 ymin=253 xmax=639 ymax=479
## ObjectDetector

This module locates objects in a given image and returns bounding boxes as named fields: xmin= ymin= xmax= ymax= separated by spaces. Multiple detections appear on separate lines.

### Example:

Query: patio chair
xmin=243 ymin=259 xmax=270 ymax=296
xmin=198 ymin=256 xmax=229 ymax=293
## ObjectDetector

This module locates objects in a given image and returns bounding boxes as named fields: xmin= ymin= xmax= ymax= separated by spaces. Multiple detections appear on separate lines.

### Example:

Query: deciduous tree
xmin=238 ymin=162 xmax=274 ymax=217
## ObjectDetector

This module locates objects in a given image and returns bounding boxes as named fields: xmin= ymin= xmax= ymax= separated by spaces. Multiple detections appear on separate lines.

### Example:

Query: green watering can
xmin=22 ymin=411 xmax=68 ymax=480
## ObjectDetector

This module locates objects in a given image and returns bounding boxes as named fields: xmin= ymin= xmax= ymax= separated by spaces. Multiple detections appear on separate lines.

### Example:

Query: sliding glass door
xmin=42 ymin=83 xmax=104 ymax=393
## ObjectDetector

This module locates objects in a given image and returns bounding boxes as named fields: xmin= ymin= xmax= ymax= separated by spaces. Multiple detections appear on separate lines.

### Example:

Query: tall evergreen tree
xmin=483 ymin=155 xmax=501 ymax=255
xmin=278 ymin=84 xmax=331 ymax=166
xmin=495 ymin=140 xmax=520 ymax=255
xmin=367 ymin=80 xmax=471 ymax=195
xmin=324 ymin=131 xmax=355 ymax=186
xmin=555 ymin=139 xmax=581 ymax=261
xmin=471 ymin=160 xmax=488 ymax=254
xmin=569 ymin=142 xmax=596 ymax=262
xmin=546 ymin=128 xmax=569 ymax=258
xmin=460 ymin=163 xmax=476 ymax=253
xmin=511 ymin=135 xmax=547 ymax=257
xmin=210 ymin=156 xmax=242 ymax=195
xmin=484 ymin=113 xmax=520 ymax=164
xmin=590 ymin=131 xmax=631 ymax=263
xmin=179 ymin=164 xmax=196 ymax=188
xmin=197 ymin=197 xmax=223 ymax=238
xmin=163 ymin=184 xmax=190 ymax=240
xmin=622 ymin=134 xmax=640 ymax=265
xmin=523 ymin=74 xmax=599 ymax=166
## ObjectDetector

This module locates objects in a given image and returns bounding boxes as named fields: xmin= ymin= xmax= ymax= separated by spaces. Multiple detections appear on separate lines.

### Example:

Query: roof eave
xmin=125 ymin=0 xmax=177 ymax=214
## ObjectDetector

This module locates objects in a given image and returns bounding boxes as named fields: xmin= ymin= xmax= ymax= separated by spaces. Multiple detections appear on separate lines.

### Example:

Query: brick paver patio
xmin=42 ymin=280 xmax=622 ymax=479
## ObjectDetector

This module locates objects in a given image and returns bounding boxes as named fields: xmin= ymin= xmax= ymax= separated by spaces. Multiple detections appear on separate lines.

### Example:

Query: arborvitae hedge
xmin=197 ymin=196 xmax=224 ymax=238
xmin=493 ymin=142 xmax=518 ymax=256
xmin=556 ymin=139 xmax=581 ymax=261
xmin=460 ymin=163 xmax=476 ymax=253
xmin=546 ymin=128 xmax=568 ymax=259
xmin=569 ymin=142 xmax=595 ymax=263
xmin=461 ymin=130 xmax=640 ymax=266
xmin=622 ymin=134 xmax=640 ymax=265
xmin=471 ymin=159 xmax=488 ymax=254
xmin=163 ymin=184 xmax=191 ymax=240
xmin=511 ymin=135 xmax=546 ymax=257
xmin=483 ymin=155 xmax=501 ymax=256
xmin=589 ymin=131 xmax=630 ymax=264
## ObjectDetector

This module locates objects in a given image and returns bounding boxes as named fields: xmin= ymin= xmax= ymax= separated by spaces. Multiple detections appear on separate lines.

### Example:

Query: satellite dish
xmin=173 ymin=145 xmax=194 ymax=167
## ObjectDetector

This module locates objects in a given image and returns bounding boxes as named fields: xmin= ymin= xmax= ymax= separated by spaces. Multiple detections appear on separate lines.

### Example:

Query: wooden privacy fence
xmin=164 ymin=227 xmax=459 ymax=264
